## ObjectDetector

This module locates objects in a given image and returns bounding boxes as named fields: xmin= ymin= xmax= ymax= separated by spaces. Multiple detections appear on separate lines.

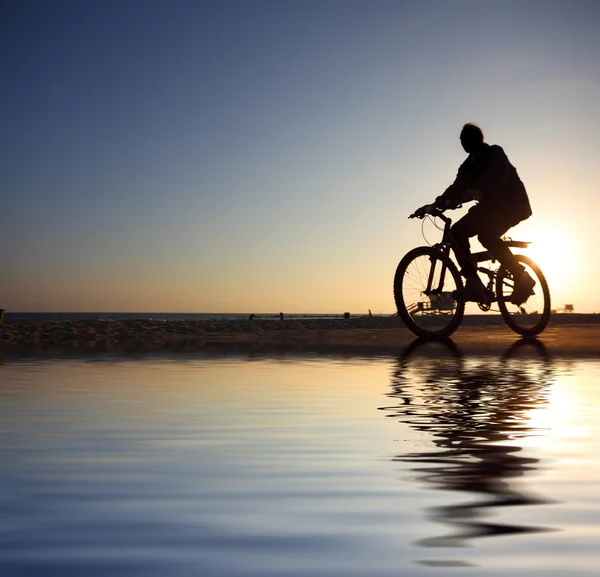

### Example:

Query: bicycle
xmin=394 ymin=206 xmax=551 ymax=339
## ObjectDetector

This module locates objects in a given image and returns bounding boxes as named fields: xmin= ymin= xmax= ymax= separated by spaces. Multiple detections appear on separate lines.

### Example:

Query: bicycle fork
xmin=424 ymin=247 xmax=450 ymax=296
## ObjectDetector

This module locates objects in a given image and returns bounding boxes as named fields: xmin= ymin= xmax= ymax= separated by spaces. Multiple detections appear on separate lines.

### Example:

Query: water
xmin=1 ymin=342 xmax=599 ymax=576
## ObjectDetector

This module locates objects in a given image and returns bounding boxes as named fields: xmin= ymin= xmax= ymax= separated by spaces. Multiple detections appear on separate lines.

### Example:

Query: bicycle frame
xmin=421 ymin=208 xmax=528 ymax=305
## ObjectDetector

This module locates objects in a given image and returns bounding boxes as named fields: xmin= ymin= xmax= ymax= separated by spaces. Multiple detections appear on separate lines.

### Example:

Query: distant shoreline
xmin=1 ymin=314 xmax=600 ymax=357
xmin=6 ymin=310 xmax=597 ymax=324
xmin=1 ymin=312 xmax=391 ymax=323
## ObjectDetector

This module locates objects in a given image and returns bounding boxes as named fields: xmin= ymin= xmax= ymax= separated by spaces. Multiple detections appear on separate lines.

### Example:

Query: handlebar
xmin=409 ymin=206 xmax=452 ymax=224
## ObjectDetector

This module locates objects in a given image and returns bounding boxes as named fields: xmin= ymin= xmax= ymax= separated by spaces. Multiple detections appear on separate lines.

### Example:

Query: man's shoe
xmin=509 ymin=272 xmax=536 ymax=305
xmin=462 ymin=277 xmax=491 ymax=304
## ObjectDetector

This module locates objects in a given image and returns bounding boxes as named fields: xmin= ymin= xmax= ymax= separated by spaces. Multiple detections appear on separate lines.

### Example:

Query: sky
xmin=2 ymin=0 xmax=600 ymax=313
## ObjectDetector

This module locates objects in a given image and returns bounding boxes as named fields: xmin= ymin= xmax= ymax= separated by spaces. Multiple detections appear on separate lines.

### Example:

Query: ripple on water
xmin=1 ymin=345 xmax=600 ymax=576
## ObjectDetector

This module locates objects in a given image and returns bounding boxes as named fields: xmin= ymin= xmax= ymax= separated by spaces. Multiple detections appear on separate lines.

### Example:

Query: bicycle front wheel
xmin=496 ymin=254 xmax=551 ymax=337
xmin=394 ymin=246 xmax=465 ymax=339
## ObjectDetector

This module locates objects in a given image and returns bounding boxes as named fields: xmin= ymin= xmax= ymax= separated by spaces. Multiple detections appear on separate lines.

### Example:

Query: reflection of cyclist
xmin=413 ymin=123 xmax=535 ymax=304
xmin=386 ymin=338 xmax=554 ymax=549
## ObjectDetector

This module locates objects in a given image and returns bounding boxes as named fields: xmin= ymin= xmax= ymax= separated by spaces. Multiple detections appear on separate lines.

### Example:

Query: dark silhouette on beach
xmin=413 ymin=123 xmax=534 ymax=304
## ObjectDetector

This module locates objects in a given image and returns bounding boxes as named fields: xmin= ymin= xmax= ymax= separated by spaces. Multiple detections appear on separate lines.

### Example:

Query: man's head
xmin=460 ymin=123 xmax=484 ymax=153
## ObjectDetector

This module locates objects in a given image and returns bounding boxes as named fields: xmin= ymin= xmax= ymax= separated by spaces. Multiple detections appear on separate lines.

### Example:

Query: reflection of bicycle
xmin=394 ymin=207 xmax=551 ymax=339
xmin=393 ymin=337 xmax=553 ymax=393
xmin=384 ymin=337 xmax=554 ymax=549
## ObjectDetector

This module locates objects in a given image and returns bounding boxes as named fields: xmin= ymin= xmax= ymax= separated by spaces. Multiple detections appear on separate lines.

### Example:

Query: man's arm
xmin=434 ymin=165 xmax=471 ymax=208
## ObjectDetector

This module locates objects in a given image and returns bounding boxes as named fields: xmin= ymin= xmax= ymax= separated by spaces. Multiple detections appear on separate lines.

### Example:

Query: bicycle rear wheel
xmin=496 ymin=254 xmax=551 ymax=337
xmin=394 ymin=246 xmax=465 ymax=339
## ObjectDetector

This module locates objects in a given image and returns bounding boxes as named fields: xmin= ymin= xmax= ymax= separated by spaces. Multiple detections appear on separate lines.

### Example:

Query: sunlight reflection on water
xmin=1 ymin=343 xmax=600 ymax=576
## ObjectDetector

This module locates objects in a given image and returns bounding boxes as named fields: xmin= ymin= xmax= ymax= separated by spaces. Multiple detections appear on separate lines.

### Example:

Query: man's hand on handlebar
xmin=410 ymin=198 xmax=465 ymax=219
xmin=409 ymin=204 xmax=435 ymax=219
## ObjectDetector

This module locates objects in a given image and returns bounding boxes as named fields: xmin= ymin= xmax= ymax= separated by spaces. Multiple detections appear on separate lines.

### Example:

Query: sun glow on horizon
xmin=514 ymin=222 xmax=579 ymax=310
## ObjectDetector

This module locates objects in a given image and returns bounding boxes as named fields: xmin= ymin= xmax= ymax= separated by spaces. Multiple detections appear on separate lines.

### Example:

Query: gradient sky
xmin=2 ymin=0 xmax=599 ymax=313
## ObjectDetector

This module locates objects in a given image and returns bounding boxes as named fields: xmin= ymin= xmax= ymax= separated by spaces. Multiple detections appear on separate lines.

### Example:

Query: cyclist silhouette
xmin=413 ymin=123 xmax=535 ymax=304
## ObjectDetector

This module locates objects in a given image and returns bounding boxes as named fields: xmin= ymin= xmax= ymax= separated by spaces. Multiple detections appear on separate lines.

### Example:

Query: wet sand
xmin=1 ymin=314 xmax=599 ymax=357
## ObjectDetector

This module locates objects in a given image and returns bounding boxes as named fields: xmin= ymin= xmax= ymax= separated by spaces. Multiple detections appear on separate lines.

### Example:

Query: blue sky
xmin=2 ymin=0 xmax=600 ymax=312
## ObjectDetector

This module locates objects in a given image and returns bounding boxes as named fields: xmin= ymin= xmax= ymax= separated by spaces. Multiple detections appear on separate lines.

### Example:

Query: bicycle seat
xmin=504 ymin=240 xmax=530 ymax=248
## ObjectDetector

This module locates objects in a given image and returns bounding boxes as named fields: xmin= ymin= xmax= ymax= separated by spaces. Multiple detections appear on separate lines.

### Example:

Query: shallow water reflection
xmin=1 ymin=342 xmax=600 ymax=575
xmin=384 ymin=339 xmax=555 ymax=555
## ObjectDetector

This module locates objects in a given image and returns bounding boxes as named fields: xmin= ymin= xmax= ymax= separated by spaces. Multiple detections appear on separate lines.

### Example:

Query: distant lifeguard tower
xmin=553 ymin=304 xmax=574 ymax=314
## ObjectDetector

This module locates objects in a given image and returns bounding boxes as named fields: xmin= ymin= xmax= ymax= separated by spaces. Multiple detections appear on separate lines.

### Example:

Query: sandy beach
xmin=1 ymin=314 xmax=600 ymax=357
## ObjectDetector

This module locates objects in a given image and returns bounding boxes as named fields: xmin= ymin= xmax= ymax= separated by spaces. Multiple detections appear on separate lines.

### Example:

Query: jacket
xmin=437 ymin=143 xmax=532 ymax=222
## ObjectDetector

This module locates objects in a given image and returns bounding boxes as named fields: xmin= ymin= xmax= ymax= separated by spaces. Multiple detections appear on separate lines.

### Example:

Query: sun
xmin=512 ymin=222 xmax=578 ymax=303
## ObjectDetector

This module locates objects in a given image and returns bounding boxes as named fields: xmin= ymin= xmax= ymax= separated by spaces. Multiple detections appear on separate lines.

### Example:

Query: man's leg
xmin=451 ymin=209 xmax=491 ymax=302
xmin=478 ymin=221 xmax=535 ymax=303
xmin=478 ymin=232 xmax=521 ymax=275
xmin=451 ymin=211 xmax=478 ymax=276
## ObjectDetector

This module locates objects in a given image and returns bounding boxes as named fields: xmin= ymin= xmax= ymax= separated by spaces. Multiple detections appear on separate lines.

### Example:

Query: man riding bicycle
xmin=413 ymin=122 xmax=535 ymax=304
